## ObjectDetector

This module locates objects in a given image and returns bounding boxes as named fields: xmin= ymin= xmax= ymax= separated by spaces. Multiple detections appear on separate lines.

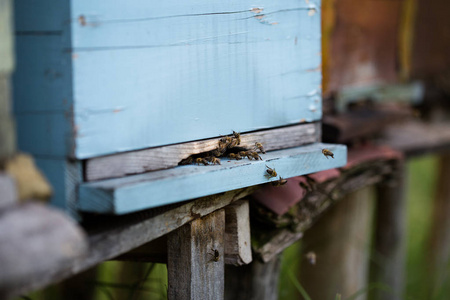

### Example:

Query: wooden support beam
xmin=1 ymin=186 xmax=256 ymax=299
xmin=224 ymin=200 xmax=252 ymax=266
xmin=85 ymin=122 xmax=321 ymax=181
xmin=168 ymin=209 xmax=225 ymax=300
xmin=370 ymin=162 xmax=407 ymax=300
xmin=225 ymin=255 xmax=281 ymax=300
xmin=299 ymin=187 xmax=374 ymax=299
xmin=119 ymin=200 xmax=253 ymax=266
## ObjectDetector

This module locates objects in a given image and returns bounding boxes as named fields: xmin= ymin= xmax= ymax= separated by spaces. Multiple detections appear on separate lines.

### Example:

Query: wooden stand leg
xmin=426 ymin=153 xmax=450 ymax=298
xmin=370 ymin=162 xmax=406 ymax=300
xmin=300 ymin=187 xmax=374 ymax=300
xmin=225 ymin=255 xmax=281 ymax=300
xmin=167 ymin=209 xmax=225 ymax=300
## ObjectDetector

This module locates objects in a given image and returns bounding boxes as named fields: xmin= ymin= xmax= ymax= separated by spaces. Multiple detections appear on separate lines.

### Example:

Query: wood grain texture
xmin=224 ymin=200 xmax=252 ymax=266
xmin=0 ymin=203 xmax=88 ymax=299
xmin=85 ymin=122 xmax=320 ymax=181
xmin=168 ymin=210 xmax=225 ymax=300
xmin=1 ymin=186 xmax=255 ymax=299
xmin=225 ymin=255 xmax=281 ymax=300
xmin=13 ymin=0 xmax=322 ymax=159
xmin=300 ymin=187 xmax=374 ymax=300
xmin=79 ymin=143 xmax=347 ymax=214
xmin=370 ymin=162 xmax=406 ymax=300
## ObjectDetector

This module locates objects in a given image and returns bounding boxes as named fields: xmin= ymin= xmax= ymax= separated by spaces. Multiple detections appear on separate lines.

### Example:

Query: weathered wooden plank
xmin=300 ymin=187 xmax=374 ymax=299
xmin=370 ymin=161 xmax=406 ymax=300
xmin=86 ymin=122 xmax=320 ymax=181
xmin=2 ymin=186 xmax=256 ymax=299
xmin=225 ymin=255 xmax=282 ymax=300
xmin=117 ymin=200 xmax=252 ymax=266
xmin=0 ymin=173 xmax=16 ymax=209
xmin=224 ymin=200 xmax=252 ymax=266
xmin=79 ymin=143 xmax=347 ymax=214
xmin=380 ymin=120 xmax=450 ymax=156
xmin=168 ymin=210 xmax=225 ymax=300
xmin=0 ymin=203 xmax=88 ymax=299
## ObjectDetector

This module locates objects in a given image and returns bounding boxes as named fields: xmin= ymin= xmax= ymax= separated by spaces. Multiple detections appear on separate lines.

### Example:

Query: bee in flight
xmin=322 ymin=148 xmax=334 ymax=159
xmin=265 ymin=165 xmax=277 ymax=178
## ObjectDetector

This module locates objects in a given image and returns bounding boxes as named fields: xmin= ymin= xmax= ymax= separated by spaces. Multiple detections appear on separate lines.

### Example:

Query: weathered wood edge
xmin=168 ymin=210 xmax=225 ymax=300
xmin=85 ymin=122 xmax=321 ymax=181
xmin=2 ymin=186 xmax=257 ymax=299
xmin=79 ymin=143 xmax=347 ymax=215
xmin=251 ymin=157 xmax=402 ymax=263
xmin=224 ymin=200 xmax=252 ymax=266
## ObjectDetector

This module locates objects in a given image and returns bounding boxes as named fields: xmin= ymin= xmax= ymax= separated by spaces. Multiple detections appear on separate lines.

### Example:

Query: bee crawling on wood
xmin=208 ymin=248 xmax=220 ymax=262
xmin=271 ymin=176 xmax=288 ymax=187
xmin=227 ymin=138 xmax=239 ymax=149
xmin=232 ymin=131 xmax=241 ymax=145
xmin=208 ymin=156 xmax=221 ymax=165
xmin=255 ymin=142 xmax=266 ymax=154
xmin=249 ymin=151 xmax=262 ymax=160
xmin=195 ymin=157 xmax=209 ymax=166
xmin=322 ymin=148 xmax=334 ymax=159
xmin=229 ymin=153 xmax=242 ymax=160
xmin=265 ymin=165 xmax=277 ymax=178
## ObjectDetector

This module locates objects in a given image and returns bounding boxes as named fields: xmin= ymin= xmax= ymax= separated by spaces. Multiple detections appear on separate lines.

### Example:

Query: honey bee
xmin=322 ymin=148 xmax=334 ymax=159
xmin=227 ymin=138 xmax=239 ymax=149
xmin=265 ymin=165 xmax=277 ymax=178
xmin=219 ymin=136 xmax=232 ymax=144
xmin=179 ymin=156 xmax=194 ymax=165
xmin=238 ymin=151 xmax=247 ymax=157
xmin=249 ymin=151 xmax=262 ymax=160
xmin=195 ymin=157 xmax=209 ymax=166
xmin=209 ymin=248 xmax=220 ymax=262
xmin=271 ymin=176 xmax=288 ymax=187
xmin=229 ymin=153 xmax=242 ymax=160
xmin=232 ymin=131 xmax=241 ymax=145
xmin=305 ymin=251 xmax=317 ymax=265
xmin=255 ymin=142 xmax=266 ymax=154
xmin=209 ymin=157 xmax=221 ymax=165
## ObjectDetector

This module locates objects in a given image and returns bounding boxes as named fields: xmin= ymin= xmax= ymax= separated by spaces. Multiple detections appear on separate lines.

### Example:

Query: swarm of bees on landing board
xmin=179 ymin=131 xmax=336 ymax=187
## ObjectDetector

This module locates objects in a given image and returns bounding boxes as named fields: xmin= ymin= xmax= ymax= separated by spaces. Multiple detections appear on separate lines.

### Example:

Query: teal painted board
xmin=13 ymin=0 xmax=70 ymax=32
xmin=79 ymin=143 xmax=345 ymax=215
xmin=13 ymin=0 xmax=322 ymax=159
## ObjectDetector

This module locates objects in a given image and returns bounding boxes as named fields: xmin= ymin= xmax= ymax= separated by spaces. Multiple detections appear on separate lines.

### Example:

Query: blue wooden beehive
xmin=13 ymin=0 xmax=346 ymax=217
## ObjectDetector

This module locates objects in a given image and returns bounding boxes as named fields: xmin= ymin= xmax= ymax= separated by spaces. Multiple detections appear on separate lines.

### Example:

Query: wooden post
xmin=167 ymin=209 xmax=225 ymax=300
xmin=300 ymin=187 xmax=374 ymax=299
xmin=225 ymin=255 xmax=282 ymax=300
xmin=426 ymin=152 xmax=450 ymax=298
xmin=370 ymin=162 xmax=406 ymax=300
